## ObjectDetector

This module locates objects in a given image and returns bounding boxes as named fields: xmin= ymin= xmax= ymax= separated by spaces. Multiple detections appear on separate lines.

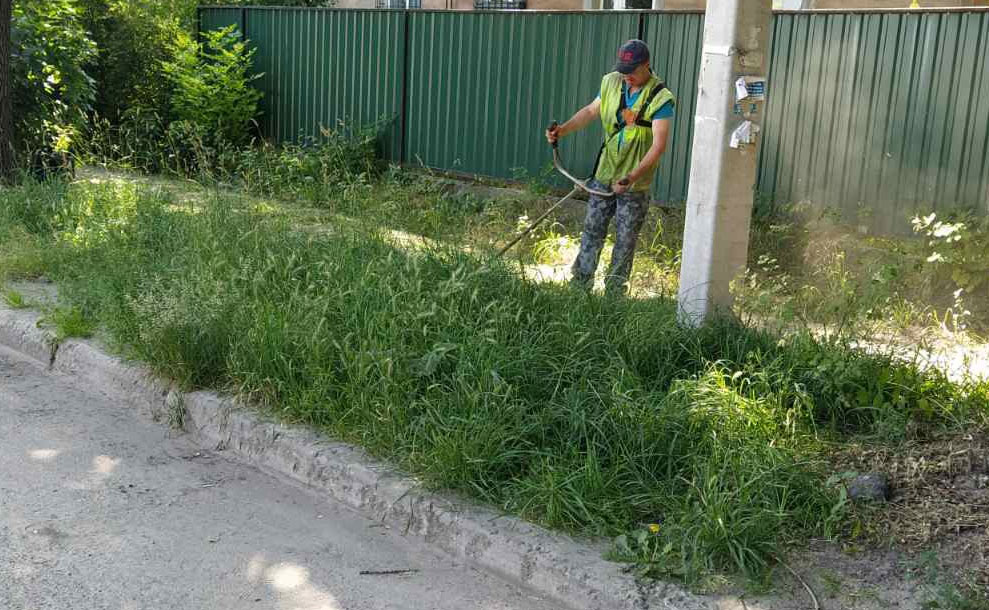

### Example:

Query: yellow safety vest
xmin=594 ymin=72 xmax=675 ymax=193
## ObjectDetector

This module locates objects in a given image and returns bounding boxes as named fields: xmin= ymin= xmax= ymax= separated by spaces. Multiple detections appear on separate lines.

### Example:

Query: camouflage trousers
xmin=571 ymin=180 xmax=649 ymax=295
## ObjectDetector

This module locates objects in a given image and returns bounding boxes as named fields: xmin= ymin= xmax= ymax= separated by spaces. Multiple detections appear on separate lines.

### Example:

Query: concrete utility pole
xmin=676 ymin=0 xmax=773 ymax=326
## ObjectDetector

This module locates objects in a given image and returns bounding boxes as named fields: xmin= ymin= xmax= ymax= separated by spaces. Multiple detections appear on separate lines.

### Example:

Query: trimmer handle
xmin=545 ymin=120 xmax=615 ymax=198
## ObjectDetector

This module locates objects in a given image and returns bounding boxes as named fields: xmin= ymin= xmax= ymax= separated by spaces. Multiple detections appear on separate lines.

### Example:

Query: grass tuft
xmin=3 ymin=288 xmax=28 ymax=309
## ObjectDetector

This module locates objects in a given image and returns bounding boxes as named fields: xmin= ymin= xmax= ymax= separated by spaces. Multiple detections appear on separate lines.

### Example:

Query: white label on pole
xmin=735 ymin=77 xmax=749 ymax=101
xmin=730 ymin=120 xmax=758 ymax=149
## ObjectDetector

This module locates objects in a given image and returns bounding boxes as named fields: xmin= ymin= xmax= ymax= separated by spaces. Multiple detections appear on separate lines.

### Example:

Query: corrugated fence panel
xmin=243 ymin=9 xmax=406 ymax=159
xmin=404 ymin=12 xmax=639 ymax=183
xmin=641 ymin=12 xmax=704 ymax=204
xmin=758 ymin=10 xmax=989 ymax=231
xmin=198 ymin=7 xmax=243 ymax=38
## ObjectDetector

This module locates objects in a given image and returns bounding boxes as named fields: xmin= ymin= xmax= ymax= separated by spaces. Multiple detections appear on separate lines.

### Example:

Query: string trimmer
xmin=495 ymin=122 xmax=616 ymax=258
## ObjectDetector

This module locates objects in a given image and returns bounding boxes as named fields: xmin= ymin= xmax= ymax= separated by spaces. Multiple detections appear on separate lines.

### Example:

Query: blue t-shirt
xmin=595 ymin=83 xmax=675 ymax=123
xmin=619 ymin=82 xmax=675 ymax=123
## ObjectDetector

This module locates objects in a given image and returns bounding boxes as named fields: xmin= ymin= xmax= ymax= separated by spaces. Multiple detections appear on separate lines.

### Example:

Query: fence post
xmin=240 ymin=7 xmax=247 ymax=41
xmin=400 ymin=10 xmax=411 ymax=164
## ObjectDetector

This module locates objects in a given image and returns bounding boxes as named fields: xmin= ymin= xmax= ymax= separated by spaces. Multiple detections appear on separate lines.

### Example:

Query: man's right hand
xmin=545 ymin=123 xmax=562 ymax=145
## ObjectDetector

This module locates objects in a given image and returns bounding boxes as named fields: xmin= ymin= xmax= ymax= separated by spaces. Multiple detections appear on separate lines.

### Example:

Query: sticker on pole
xmin=734 ymin=76 xmax=767 ymax=101
xmin=730 ymin=120 xmax=760 ymax=149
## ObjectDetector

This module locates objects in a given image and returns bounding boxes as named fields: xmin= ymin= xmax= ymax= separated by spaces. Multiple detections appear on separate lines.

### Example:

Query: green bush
xmin=81 ymin=23 xmax=264 ymax=178
xmin=79 ymin=0 xmax=331 ymax=129
xmin=161 ymin=25 xmax=262 ymax=146
xmin=913 ymin=211 xmax=989 ymax=296
xmin=80 ymin=0 xmax=188 ymax=123
xmin=10 ymin=0 xmax=97 ymax=161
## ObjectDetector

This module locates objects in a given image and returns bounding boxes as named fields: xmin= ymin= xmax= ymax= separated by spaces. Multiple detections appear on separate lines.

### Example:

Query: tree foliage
xmin=79 ymin=0 xmax=189 ymax=123
xmin=199 ymin=0 xmax=336 ymax=6
xmin=10 ymin=0 xmax=96 ymax=155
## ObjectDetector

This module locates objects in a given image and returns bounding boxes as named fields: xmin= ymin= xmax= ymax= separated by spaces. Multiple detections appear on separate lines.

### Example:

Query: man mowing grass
xmin=546 ymin=39 xmax=675 ymax=295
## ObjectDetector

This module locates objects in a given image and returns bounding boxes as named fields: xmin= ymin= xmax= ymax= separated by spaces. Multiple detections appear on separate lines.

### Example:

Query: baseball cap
xmin=615 ymin=39 xmax=650 ymax=74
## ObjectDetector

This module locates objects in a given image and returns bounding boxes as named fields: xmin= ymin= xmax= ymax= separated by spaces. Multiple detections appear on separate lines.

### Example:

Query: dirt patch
xmin=833 ymin=435 xmax=989 ymax=547
xmin=715 ymin=536 xmax=987 ymax=610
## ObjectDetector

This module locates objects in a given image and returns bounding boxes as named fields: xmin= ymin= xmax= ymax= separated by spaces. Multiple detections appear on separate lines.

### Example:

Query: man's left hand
xmin=613 ymin=177 xmax=632 ymax=194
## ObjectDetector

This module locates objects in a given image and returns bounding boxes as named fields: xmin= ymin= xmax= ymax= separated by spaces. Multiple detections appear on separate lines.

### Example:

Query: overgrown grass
xmin=225 ymin=158 xmax=989 ymax=342
xmin=80 ymin=106 xmax=989 ymax=340
xmin=1 ymin=178 xmax=986 ymax=585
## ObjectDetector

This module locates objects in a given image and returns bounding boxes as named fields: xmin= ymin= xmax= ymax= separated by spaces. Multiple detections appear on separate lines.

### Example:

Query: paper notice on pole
xmin=743 ymin=76 xmax=767 ymax=101
xmin=735 ymin=77 xmax=749 ymax=101
xmin=730 ymin=121 xmax=752 ymax=149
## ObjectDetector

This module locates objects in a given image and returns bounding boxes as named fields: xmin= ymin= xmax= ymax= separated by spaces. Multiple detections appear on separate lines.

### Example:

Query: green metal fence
xmin=405 ymin=12 xmax=640 ymax=187
xmin=198 ymin=6 xmax=243 ymax=35
xmin=199 ymin=7 xmax=989 ymax=228
xmin=640 ymin=12 xmax=703 ymax=205
xmin=246 ymin=8 xmax=407 ymax=159
xmin=758 ymin=10 xmax=989 ymax=232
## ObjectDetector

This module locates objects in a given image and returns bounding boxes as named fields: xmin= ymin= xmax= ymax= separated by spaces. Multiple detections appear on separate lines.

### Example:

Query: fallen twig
xmin=359 ymin=569 xmax=419 ymax=576
xmin=774 ymin=554 xmax=820 ymax=610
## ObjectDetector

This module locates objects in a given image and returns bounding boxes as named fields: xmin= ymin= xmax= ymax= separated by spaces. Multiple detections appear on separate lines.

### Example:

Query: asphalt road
xmin=0 ymin=343 xmax=561 ymax=610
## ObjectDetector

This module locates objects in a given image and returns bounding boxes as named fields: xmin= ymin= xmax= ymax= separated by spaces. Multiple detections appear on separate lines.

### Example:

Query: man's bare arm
xmin=546 ymin=98 xmax=601 ymax=144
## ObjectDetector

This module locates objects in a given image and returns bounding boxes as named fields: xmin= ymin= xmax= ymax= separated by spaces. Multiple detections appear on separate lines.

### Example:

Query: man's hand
xmin=613 ymin=177 xmax=632 ymax=195
xmin=545 ymin=124 xmax=561 ymax=145
xmin=614 ymin=119 xmax=671 ymax=196
xmin=546 ymin=98 xmax=601 ymax=146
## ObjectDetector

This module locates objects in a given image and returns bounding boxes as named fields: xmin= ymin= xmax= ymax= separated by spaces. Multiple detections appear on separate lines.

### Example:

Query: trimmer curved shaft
xmin=494 ymin=124 xmax=618 ymax=259
xmin=547 ymin=121 xmax=615 ymax=198
xmin=550 ymin=147 xmax=614 ymax=198
xmin=495 ymin=186 xmax=580 ymax=259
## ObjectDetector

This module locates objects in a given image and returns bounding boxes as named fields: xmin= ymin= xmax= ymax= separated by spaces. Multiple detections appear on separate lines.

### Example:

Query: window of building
xmin=374 ymin=0 xmax=422 ymax=8
xmin=473 ymin=0 xmax=527 ymax=9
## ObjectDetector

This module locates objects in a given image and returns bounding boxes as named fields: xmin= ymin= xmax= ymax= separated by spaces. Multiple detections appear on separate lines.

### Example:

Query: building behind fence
xmin=199 ymin=7 xmax=989 ymax=233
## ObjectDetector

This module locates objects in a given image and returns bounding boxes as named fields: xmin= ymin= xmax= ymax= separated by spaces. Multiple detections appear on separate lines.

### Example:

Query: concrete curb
xmin=0 ymin=307 xmax=55 ymax=366
xmin=0 ymin=305 xmax=712 ymax=610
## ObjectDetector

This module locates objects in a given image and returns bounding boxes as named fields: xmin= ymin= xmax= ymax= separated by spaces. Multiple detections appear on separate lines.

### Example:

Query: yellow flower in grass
xmin=647 ymin=523 xmax=661 ymax=534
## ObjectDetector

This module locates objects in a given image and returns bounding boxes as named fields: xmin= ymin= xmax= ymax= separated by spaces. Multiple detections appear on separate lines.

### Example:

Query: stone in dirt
xmin=847 ymin=472 xmax=890 ymax=502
